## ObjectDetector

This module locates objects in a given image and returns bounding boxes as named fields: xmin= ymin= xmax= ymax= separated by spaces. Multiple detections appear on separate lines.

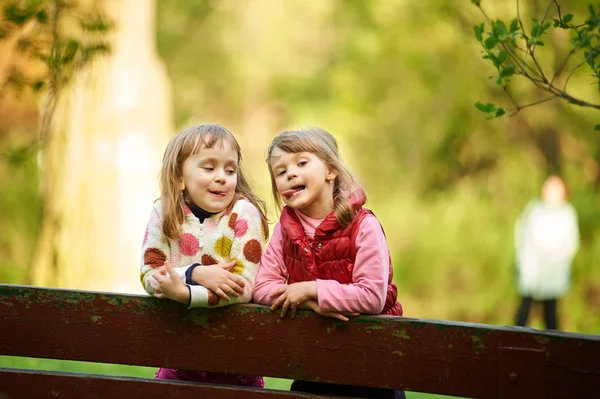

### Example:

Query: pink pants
xmin=154 ymin=368 xmax=264 ymax=387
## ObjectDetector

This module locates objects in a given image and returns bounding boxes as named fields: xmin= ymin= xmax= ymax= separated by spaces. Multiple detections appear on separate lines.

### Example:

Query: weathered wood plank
xmin=1 ymin=284 xmax=599 ymax=398
xmin=0 ymin=368 xmax=331 ymax=399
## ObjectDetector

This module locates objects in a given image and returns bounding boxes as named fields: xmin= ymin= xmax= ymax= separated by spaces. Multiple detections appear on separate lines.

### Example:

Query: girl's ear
xmin=326 ymin=169 xmax=338 ymax=183
xmin=178 ymin=176 xmax=185 ymax=191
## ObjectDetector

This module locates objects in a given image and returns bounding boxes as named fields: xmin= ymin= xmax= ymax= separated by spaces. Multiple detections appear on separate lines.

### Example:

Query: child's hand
xmin=148 ymin=267 xmax=166 ymax=296
xmin=191 ymin=260 xmax=245 ymax=301
xmin=270 ymin=281 xmax=317 ymax=319
xmin=152 ymin=261 xmax=190 ymax=304
xmin=305 ymin=300 xmax=359 ymax=322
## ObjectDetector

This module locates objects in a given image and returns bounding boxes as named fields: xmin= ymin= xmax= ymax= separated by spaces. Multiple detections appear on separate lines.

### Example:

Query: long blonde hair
xmin=160 ymin=124 xmax=268 ymax=240
xmin=266 ymin=127 xmax=360 ymax=227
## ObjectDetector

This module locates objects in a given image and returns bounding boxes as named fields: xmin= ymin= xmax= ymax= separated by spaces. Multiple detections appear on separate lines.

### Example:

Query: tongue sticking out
xmin=282 ymin=186 xmax=305 ymax=198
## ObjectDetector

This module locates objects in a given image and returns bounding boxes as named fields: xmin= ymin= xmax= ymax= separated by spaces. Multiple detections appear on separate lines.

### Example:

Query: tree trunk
xmin=30 ymin=0 xmax=172 ymax=294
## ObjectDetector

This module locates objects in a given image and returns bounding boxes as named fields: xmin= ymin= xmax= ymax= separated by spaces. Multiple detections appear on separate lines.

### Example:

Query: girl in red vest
xmin=253 ymin=127 xmax=404 ymax=399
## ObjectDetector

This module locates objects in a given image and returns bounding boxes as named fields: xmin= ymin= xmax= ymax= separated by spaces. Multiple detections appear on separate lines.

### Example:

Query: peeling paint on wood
xmin=0 ymin=368 xmax=330 ymax=399
xmin=1 ymin=284 xmax=599 ymax=399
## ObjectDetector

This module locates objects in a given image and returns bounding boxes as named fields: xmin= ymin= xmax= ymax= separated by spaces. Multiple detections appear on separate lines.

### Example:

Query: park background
xmin=0 ymin=0 xmax=598 ymax=397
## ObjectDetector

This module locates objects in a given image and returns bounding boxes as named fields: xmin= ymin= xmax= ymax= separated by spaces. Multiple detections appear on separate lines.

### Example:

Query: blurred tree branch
xmin=471 ymin=0 xmax=599 ymax=129
xmin=0 ymin=0 xmax=112 ymax=166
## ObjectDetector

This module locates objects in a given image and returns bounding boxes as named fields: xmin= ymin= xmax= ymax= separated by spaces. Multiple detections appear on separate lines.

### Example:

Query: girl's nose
xmin=214 ymin=171 xmax=226 ymax=183
xmin=287 ymin=169 xmax=297 ymax=180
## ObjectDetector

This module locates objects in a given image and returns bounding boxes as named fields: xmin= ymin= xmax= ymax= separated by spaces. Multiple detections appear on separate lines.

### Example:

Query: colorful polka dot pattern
xmin=208 ymin=291 xmax=220 ymax=306
xmin=231 ymin=258 xmax=244 ymax=275
xmin=243 ymin=239 xmax=262 ymax=264
xmin=180 ymin=233 xmax=200 ymax=256
xmin=214 ymin=236 xmax=233 ymax=259
xmin=144 ymin=248 xmax=166 ymax=268
xmin=140 ymin=199 xmax=265 ymax=307
xmin=202 ymin=254 xmax=218 ymax=265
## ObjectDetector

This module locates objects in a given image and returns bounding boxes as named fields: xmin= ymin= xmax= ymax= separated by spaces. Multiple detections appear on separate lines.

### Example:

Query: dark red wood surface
xmin=0 ymin=368 xmax=334 ymax=399
xmin=1 ymin=284 xmax=599 ymax=398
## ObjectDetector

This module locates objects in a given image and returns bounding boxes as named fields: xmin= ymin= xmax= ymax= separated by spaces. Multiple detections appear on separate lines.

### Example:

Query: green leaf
xmin=495 ymin=107 xmax=506 ymax=117
xmin=486 ymin=51 xmax=501 ymax=68
xmin=531 ymin=18 xmax=540 ymax=37
xmin=493 ymin=20 xmax=508 ymax=39
xmin=474 ymin=23 xmax=484 ymax=42
xmin=31 ymin=80 xmax=44 ymax=92
xmin=471 ymin=0 xmax=481 ymax=5
xmin=595 ymin=124 xmax=600 ymax=131
xmin=3 ymin=2 xmax=33 ymax=26
xmin=474 ymin=102 xmax=488 ymax=112
xmin=563 ymin=14 xmax=573 ymax=24
xmin=509 ymin=18 xmax=519 ymax=33
xmin=3 ymin=146 xmax=32 ymax=168
xmin=475 ymin=102 xmax=496 ymax=113
xmin=497 ymin=50 xmax=509 ymax=65
xmin=484 ymin=36 xmax=498 ymax=50
xmin=499 ymin=65 xmax=515 ymax=78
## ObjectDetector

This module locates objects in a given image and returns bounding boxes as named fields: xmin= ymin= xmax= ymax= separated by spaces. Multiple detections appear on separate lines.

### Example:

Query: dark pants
xmin=291 ymin=380 xmax=406 ymax=399
xmin=515 ymin=296 xmax=558 ymax=330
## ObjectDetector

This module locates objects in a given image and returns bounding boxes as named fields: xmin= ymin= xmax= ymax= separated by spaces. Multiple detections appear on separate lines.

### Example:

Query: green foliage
xmin=472 ymin=1 xmax=600 ymax=120
xmin=474 ymin=101 xmax=505 ymax=119
xmin=0 ymin=0 xmax=112 ymax=157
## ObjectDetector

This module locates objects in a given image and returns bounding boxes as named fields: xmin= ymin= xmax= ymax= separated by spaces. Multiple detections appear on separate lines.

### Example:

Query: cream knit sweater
xmin=140 ymin=198 xmax=265 ymax=308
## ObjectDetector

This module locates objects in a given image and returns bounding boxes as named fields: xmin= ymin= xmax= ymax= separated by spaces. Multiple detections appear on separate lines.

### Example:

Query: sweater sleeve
xmin=140 ymin=202 xmax=171 ymax=296
xmin=252 ymin=222 xmax=288 ymax=306
xmin=316 ymin=214 xmax=389 ymax=314
xmin=191 ymin=200 xmax=266 ymax=308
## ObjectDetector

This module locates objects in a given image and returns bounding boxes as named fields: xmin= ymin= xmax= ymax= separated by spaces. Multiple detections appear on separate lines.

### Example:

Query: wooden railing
xmin=0 ymin=284 xmax=599 ymax=398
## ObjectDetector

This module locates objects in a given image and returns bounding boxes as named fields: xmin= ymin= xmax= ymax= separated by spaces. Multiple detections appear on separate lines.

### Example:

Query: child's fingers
xmin=218 ymin=260 xmax=237 ymax=270
xmin=153 ymin=271 xmax=167 ymax=283
xmin=291 ymin=303 xmax=298 ymax=319
xmin=215 ymin=288 xmax=230 ymax=301
xmin=321 ymin=310 xmax=349 ymax=322
xmin=223 ymin=274 xmax=244 ymax=293
xmin=280 ymin=299 xmax=290 ymax=319
xmin=269 ymin=286 xmax=286 ymax=298
xmin=270 ymin=293 xmax=286 ymax=311
xmin=164 ymin=261 xmax=176 ymax=277
xmin=223 ymin=282 xmax=241 ymax=297
xmin=332 ymin=313 xmax=349 ymax=322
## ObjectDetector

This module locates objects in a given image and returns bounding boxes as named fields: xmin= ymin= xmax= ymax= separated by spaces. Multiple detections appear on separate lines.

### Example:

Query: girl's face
xmin=180 ymin=139 xmax=238 ymax=213
xmin=269 ymin=146 xmax=337 ymax=219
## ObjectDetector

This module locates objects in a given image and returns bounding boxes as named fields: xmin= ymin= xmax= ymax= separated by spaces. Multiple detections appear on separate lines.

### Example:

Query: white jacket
xmin=514 ymin=200 xmax=579 ymax=300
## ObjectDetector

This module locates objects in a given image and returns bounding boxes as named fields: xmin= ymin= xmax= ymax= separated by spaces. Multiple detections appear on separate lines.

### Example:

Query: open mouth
xmin=282 ymin=185 xmax=305 ymax=199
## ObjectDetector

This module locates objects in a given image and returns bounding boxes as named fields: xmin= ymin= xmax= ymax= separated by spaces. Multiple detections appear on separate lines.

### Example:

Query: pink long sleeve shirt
xmin=253 ymin=209 xmax=390 ymax=314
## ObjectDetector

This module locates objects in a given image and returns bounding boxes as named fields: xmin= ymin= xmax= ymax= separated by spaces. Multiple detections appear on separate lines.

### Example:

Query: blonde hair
xmin=160 ymin=124 xmax=268 ymax=240
xmin=266 ymin=127 xmax=360 ymax=227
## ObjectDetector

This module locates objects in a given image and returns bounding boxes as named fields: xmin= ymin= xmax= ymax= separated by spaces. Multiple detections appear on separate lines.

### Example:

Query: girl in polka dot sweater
xmin=140 ymin=124 xmax=268 ymax=387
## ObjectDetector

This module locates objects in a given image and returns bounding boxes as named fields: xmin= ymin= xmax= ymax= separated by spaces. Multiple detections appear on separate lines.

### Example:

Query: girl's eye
xmin=298 ymin=161 xmax=307 ymax=167
xmin=202 ymin=167 xmax=214 ymax=171
xmin=277 ymin=170 xmax=286 ymax=176
xmin=226 ymin=169 xmax=236 ymax=175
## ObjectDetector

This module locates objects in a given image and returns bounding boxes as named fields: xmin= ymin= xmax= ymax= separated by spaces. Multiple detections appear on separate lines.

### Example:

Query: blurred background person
xmin=514 ymin=175 xmax=580 ymax=330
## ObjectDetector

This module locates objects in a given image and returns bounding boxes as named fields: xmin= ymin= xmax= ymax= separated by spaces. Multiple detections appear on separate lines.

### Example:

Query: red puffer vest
xmin=279 ymin=191 xmax=403 ymax=316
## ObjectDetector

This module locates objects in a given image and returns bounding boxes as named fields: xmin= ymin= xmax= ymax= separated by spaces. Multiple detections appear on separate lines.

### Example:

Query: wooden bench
xmin=0 ymin=284 xmax=599 ymax=398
